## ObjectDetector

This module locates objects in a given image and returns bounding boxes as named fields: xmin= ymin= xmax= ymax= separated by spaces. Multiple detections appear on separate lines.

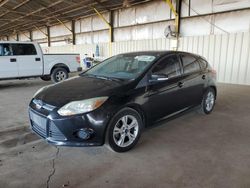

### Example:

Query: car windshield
xmin=82 ymin=54 xmax=157 ymax=80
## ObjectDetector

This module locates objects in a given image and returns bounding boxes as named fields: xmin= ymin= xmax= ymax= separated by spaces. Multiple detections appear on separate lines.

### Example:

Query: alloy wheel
xmin=113 ymin=115 xmax=139 ymax=148
xmin=205 ymin=91 xmax=215 ymax=112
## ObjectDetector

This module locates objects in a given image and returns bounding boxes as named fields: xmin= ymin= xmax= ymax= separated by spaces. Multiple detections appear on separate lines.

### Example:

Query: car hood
xmin=34 ymin=76 xmax=131 ymax=107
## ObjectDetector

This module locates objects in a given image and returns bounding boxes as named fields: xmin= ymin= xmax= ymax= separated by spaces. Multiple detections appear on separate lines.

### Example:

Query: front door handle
xmin=202 ymin=75 xmax=206 ymax=80
xmin=178 ymin=82 xmax=184 ymax=88
xmin=35 ymin=57 xmax=41 ymax=61
xmin=10 ymin=58 xmax=16 ymax=62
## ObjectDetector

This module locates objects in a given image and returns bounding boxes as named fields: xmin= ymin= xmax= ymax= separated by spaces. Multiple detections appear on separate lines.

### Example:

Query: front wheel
xmin=106 ymin=108 xmax=143 ymax=152
xmin=200 ymin=88 xmax=216 ymax=114
xmin=51 ymin=67 xmax=68 ymax=83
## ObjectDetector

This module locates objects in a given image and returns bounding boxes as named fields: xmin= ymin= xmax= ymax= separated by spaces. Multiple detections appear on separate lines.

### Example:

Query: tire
xmin=200 ymin=87 xmax=216 ymax=114
xmin=51 ymin=67 xmax=68 ymax=83
xmin=106 ymin=107 xmax=143 ymax=152
xmin=40 ymin=75 xmax=51 ymax=81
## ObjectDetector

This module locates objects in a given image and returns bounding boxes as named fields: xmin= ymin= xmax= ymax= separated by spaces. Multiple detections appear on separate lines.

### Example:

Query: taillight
xmin=210 ymin=68 xmax=217 ymax=79
xmin=76 ymin=56 xmax=80 ymax=64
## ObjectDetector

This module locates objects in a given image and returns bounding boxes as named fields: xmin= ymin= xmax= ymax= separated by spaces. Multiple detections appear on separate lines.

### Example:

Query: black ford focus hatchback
xmin=29 ymin=51 xmax=217 ymax=152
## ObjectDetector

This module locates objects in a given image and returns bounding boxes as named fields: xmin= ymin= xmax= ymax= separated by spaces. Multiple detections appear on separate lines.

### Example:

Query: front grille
xmin=29 ymin=110 xmax=47 ymax=138
xmin=29 ymin=108 xmax=66 ymax=141
xmin=49 ymin=122 xmax=66 ymax=141
xmin=32 ymin=121 xmax=46 ymax=138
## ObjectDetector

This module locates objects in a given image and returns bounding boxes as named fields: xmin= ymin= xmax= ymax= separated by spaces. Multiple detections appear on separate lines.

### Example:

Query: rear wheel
xmin=106 ymin=108 xmax=143 ymax=152
xmin=51 ymin=67 xmax=68 ymax=83
xmin=200 ymin=88 xmax=216 ymax=114
xmin=40 ymin=75 xmax=51 ymax=81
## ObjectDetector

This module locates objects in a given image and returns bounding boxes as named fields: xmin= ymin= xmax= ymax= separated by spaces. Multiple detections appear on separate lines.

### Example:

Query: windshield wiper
xmin=81 ymin=73 xmax=98 ymax=78
xmin=98 ymin=75 xmax=124 ymax=82
xmin=95 ymin=75 xmax=109 ymax=80
xmin=81 ymin=73 xmax=123 ymax=82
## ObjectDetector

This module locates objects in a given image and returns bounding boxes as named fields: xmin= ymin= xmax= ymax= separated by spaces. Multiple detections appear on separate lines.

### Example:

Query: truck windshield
xmin=82 ymin=54 xmax=156 ymax=80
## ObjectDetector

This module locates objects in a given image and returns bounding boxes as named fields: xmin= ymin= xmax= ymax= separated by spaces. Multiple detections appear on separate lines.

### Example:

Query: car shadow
xmin=145 ymin=106 xmax=200 ymax=130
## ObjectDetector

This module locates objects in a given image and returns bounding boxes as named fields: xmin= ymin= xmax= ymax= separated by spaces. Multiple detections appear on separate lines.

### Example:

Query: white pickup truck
xmin=0 ymin=41 xmax=82 ymax=83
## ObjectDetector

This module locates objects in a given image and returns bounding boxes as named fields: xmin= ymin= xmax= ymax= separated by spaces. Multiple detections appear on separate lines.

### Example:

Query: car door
xmin=0 ymin=43 xmax=18 ymax=78
xmin=179 ymin=53 xmax=206 ymax=107
xmin=11 ymin=43 xmax=43 ymax=77
xmin=145 ymin=54 xmax=186 ymax=122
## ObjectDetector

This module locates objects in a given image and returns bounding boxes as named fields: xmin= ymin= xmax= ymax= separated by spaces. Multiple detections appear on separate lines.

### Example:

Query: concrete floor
xmin=0 ymin=79 xmax=250 ymax=188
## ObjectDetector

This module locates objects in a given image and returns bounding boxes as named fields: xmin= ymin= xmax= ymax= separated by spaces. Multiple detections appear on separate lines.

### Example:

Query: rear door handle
xmin=10 ymin=58 xmax=16 ymax=62
xmin=178 ymin=82 xmax=184 ymax=88
xmin=35 ymin=58 xmax=41 ymax=61
xmin=202 ymin=75 xmax=206 ymax=80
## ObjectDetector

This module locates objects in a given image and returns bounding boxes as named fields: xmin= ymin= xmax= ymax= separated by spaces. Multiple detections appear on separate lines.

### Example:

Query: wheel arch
xmin=126 ymin=104 xmax=147 ymax=127
xmin=103 ymin=103 xmax=147 ymax=145
xmin=209 ymin=85 xmax=217 ymax=99
xmin=110 ymin=103 xmax=147 ymax=128
xmin=50 ymin=63 xmax=70 ymax=74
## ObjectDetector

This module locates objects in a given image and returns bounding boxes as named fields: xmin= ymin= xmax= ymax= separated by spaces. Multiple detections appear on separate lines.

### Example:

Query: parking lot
xmin=1 ymin=78 xmax=250 ymax=188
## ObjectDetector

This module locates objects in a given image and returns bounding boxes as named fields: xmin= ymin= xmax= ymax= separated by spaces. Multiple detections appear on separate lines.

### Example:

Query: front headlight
xmin=58 ymin=97 xmax=108 ymax=116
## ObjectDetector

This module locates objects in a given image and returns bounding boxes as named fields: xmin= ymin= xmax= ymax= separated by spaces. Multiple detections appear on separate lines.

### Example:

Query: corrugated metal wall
xmin=43 ymin=31 xmax=250 ymax=85
xmin=179 ymin=32 xmax=250 ymax=85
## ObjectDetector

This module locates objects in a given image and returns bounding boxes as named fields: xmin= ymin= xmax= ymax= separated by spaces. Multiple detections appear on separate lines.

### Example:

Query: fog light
xmin=77 ymin=129 xmax=93 ymax=140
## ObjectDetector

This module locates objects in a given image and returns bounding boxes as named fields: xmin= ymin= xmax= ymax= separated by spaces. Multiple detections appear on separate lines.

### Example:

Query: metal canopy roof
xmin=0 ymin=0 xmax=151 ymax=37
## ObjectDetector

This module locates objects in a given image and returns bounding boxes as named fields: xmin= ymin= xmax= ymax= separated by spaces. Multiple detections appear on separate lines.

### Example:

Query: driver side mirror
xmin=149 ymin=73 xmax=169 ymax=83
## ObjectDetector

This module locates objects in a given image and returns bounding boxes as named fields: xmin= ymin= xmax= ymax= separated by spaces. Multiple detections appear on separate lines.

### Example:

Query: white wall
xmin=32 ymin=28 xmax=47 ymax=40
xmin=19 ymin=32 xmax=30 ymax=41
xmin=50 ymin=22 xmax=72 ymax=37
xmin=179 ymin=32 xmax=250 ymax=85
xmin=76 ymin=30 xmax=109 ymax=44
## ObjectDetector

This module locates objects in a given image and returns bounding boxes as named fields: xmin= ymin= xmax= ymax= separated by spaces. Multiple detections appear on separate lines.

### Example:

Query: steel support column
xmin=176 ymin=0 xmax=182 ymax=34
xmin=110 ymin=10 xmax=114 ymax=43
xmin=166 ymin=0 xmax=182 ymax=36
xmin=29 ymin=31 xmax=33 ymax=41
xmin=72 ymin=20 xmax=76 ymax=45
xmin=188 ymin=0 xmax=191 ymax=16
xmin=47 ymin=26 xmax=51 ymax=47
xmin=93 ymin=7 xmax=113 ymax=56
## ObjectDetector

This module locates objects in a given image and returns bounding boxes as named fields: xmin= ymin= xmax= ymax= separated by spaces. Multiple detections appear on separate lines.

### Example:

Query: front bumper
xmin=29 ymin=101 xmax=111 ymax=147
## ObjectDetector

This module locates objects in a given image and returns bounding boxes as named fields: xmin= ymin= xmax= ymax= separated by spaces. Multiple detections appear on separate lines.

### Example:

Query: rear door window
xmin=199 ymin=58 xmax=208 ymax=71
xmin=11 ymin=44 xmax=37 ymax=56
xmin=152 ymin=55 xmax=181 ymax=79
xmin=0 ymin=44 xmax=12 ymax=56
xmin=181 ymin=54 xmax=201 ymax=74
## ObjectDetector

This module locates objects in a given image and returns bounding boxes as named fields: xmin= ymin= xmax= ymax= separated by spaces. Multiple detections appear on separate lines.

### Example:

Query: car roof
xmin=119 ymin=51 xmax=170 ymax=56
xmin=118 ymin=50 xmax=200 ymax=59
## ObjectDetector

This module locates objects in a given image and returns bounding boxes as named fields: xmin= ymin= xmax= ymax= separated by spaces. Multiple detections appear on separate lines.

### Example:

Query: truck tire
xmin=40 ymin=75 xmax=51 ymax=81
xmin=51 ymin=67 xmax=69 ymax=83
